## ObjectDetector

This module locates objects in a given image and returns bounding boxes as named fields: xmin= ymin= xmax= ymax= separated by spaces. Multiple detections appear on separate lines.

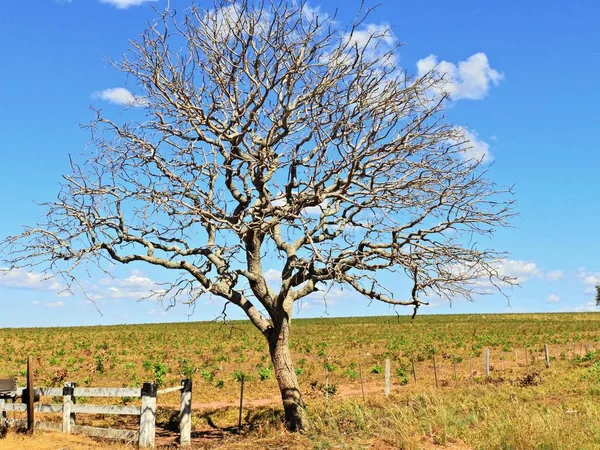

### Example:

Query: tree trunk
xmin=267 ymin=316 xmax=308 ymax=432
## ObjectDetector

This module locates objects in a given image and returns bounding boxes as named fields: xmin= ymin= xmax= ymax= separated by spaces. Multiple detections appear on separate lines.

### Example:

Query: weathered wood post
xmin=484 ymin=349 xmax=490 ymax=378
xmin=180 ymin=379 xmax=192 ymax=447
xmin=359 ymin=364 xmax=365 ymax=402
xmin=411 ymin=358 xmax=417 ymax=383
xmin=0 ymin=398 xmax=6 ymax=427
xmin=544 ymin=344 xmax=550 ymax=368
xmin=139 ymin=382 xmax=157 ymax=448
xmin=433 ymin=356 xmax=439 ymax=388
xmin=62 ymin=382 xmax=76 ymax=433
xmin=453 ymin=357 xmax=458 ymax=385
xmin=26 ymin=356 xmax=34 ymax=434
xmin=384 ymin=359 xmax=391 ymax=398
xmin=237 ymin=375 xmax=245 ymax=434
xmin=325 ymin=367 xmax=329 ymax=415
xmin=469 ymin=356 xmax=473 ymax=380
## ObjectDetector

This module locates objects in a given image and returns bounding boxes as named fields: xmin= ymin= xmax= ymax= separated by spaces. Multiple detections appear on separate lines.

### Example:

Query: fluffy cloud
xmin=0 ymin=268 xmax=65 ymax=292
xmin=417 ymin=52 xmax=503 ymax=100
xmin=343 ymin=23 xmax=397 ymax=67
xmin=263 ymin=269 xmax=282 ymax=283
xmin=545 ymin=270 xmax=564 ymax=281
xmin=547 ymin=294 xmax=560 ymax=303
xmin=453 ymin=127 xmax=493 ymax=163
xmin=577 ymin=270 xmax=600 ymax=294
xmin=88 ymin=271 xmax=163 ymax=301
xmin=92 ymin=88 xmax=147 ymax=107
xmin=44 ymin=301 xmax=65 ymax=308
xmin=574 ymin=301 xmax=598 ymax=313
xmin=99 ymin=0 xmax=156 ymax=9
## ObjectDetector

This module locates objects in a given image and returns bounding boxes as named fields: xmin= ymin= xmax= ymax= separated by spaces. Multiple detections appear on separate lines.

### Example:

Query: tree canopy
xmin=1 ymin=0 xmax=515 ymax=431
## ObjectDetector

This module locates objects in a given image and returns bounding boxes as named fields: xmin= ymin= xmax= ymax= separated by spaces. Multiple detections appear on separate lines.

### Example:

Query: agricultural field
xmin=2 ymin=312 xmax=600 ymax=449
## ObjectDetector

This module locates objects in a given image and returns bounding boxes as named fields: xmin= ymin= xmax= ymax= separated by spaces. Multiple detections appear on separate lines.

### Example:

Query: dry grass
xmin=3 ymin=313 xmax=600 ymax=448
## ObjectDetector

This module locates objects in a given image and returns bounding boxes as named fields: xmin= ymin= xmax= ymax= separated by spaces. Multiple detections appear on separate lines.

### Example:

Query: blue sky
xmin=0 ymin=0 xmax=599 ymax=328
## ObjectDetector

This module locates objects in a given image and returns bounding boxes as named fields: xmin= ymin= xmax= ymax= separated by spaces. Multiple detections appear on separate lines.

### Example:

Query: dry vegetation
xmin=2 ymin=312 xmax=600 ymax=449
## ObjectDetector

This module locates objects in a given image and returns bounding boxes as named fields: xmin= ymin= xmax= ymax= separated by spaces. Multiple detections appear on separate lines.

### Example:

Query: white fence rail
xmin=1 ymin=379 xmax=192 ymax=448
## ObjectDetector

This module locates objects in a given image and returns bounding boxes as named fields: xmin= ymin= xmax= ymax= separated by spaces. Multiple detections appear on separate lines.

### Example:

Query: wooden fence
xmin=0 ymin=379 xmax=192 ymax=448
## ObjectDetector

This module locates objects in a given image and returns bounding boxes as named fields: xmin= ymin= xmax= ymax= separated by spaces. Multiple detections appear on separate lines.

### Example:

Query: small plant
xmin=396 ymin=367 xmax=409 ymax=385
xmin=201 ymin=369 xmax=214 ymax=383
xmin=153 ymin=362 xmax=168 ymax=387
xmin=371 ymin=364 xmax=382 ymax=374
xmin=178 ymin=358 xmax=196 ymax=378
xmin=232 ymin=370 xmax=246 ymax=382
xmin=324 ymin=361 xmax=336 ymax=372
xmin=343 ymin=368 xmax=358 ymax=380
xmin=295 ymin=368 xmax=303 ymax=376
xmin=257 ymin=366 xmax=272 ymax=381
xmin=215 ymin=379 xmax=224 ymax=389
xmin=95 ymin=356 xmax=105 ymax=373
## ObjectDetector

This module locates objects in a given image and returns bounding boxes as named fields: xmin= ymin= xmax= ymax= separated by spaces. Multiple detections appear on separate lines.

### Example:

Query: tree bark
xmin=267 ymin=316 xmax=308 ymax=432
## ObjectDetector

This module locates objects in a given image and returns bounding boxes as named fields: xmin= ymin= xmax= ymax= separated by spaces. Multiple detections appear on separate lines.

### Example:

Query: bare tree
xmin=1 ymin=0 xmax=514 ymax=431
xmin=596 ymin=284 xmax=600 ymax=306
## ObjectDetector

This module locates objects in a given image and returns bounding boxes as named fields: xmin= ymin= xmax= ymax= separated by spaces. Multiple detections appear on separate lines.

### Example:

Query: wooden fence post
xmin=180 ymin=379 xmax=192 ymax=447
xmin=139 ymin=382 xmax=157 ymax=448
xmin=453 ymin=357 xmax=458 ymax=384
xmin=237 ymin=376 xmax=245 ymax=434
xmin=384 ymin=359 xmax=390 ymax=398
xmin=544 ymin=344 xmax=550 ymax=368
xmin=359 ymin=365 xmax=365 ymax=402
xmin=26 ymin=356 xmax=34 ymax=434
xmin=0 ymin=398 xmax=6 ymax=428
xmin=433 ymin=356 xmax=438 ymax=388
xmin=484 ymin=349 xmax=490 ymax=378
xmin=62 ymin=382 xmax=75 ymax=433
xmin=325 ymin=367 xmax=329 ymax=415
xmin=411 ymin=358 xmax=417 ymax=383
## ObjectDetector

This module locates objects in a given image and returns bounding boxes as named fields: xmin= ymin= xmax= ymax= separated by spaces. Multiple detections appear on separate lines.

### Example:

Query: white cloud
xmin=271 ymin=194 xmax=327 ymax=215
xmin=453 ymin=127 xmax=493 ymax=163
xmin=547 ymin=294 xmax=560 ymax=303
xmin=338 ymin=23 xmax=398 ymax=69
xmin=0 ymin=268 xmax=65 ymax=292
xmin=461 ymin=259 xmax=563 ymax=291
xmin=497 ymin=259 xmax=542 ymax=283
xmin=44 ymin=301 xmax=65 ymax=308
xmin=545 ymin=270 xmax=564 ymax=281
xmin=300 ymin=3 xmax=326 ymax=22
xmin=577 ymin=270 xmax=600 ymax=295
xmin=263 ymin=269 xmax=282 ymax=283
xmin=416 ymin=52 xmax=503 ymax=100
xmin=98 ymin=0 xmax=156 ymax=9
xmin=574 ymin=301 xmax=598 ymax=313
xmin=86 ymin=271 xmax=165 ymax=301
xmin=583 ymin=274 xmax=600 ymax=285
xmin=92 ymin=88 xmax=147 ymax=107
xmin=32 ymin=301 xmax=40 ymax=306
